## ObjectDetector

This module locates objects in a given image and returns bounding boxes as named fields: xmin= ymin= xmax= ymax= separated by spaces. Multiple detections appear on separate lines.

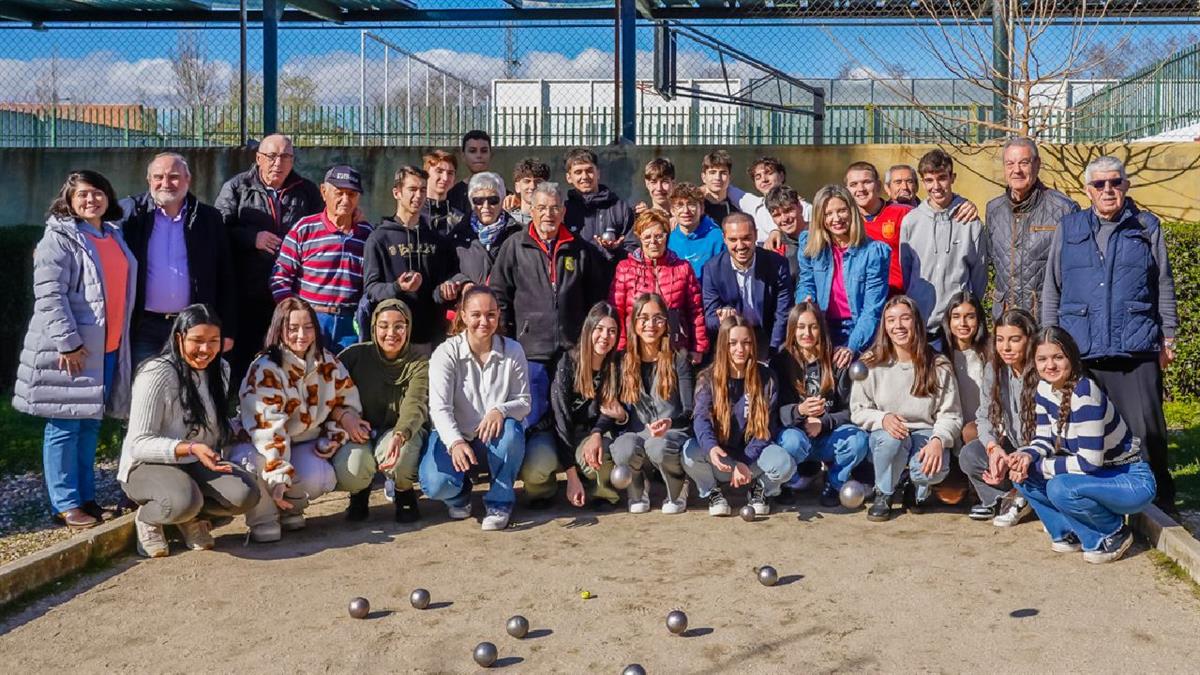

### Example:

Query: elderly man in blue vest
xmin=1041 ymin=155 xmax=1178 ymax=514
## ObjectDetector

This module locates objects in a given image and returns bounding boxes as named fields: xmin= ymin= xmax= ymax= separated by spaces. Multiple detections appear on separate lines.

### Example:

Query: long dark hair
xmin=1034 ymin=326 xmax=1087 ymax=451
xmin=573 ymin=302 xmax=621 ymax=405
xmin=782 ymin=301 xmax=834 ymax=398
xmin=620 ymin=293 xmax=678 ymax=404
xmin=263 ymin=297 xmax=321 ymax=366
xmin=940 ymin=289 xmax=989 ymax=361
xmin=702 ymin=315 xmax=769 ymax=443
xmin=867 ymin=295 xmax=946 ymax=398
xmin=990 ymin=309 xmax=1039 ymax=445
xmin=47 ymin=169 xmax=123 ymax=223
xmin=161 ymin=304 xmax=232 ymax=444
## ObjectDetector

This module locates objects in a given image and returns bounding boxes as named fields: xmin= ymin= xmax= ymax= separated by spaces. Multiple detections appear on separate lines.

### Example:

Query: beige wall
xmin=3 ymin=142 xmax=1197 ymax=226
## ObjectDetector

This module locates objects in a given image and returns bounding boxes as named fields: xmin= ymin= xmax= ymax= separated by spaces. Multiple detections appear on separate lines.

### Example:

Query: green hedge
xmin=0 ymin=222 xmax=1197 ymax=398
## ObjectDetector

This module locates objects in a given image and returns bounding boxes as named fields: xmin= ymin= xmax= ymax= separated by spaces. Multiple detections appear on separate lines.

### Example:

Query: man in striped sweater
xmin=270 ymin=165 xmax=373 ymax=351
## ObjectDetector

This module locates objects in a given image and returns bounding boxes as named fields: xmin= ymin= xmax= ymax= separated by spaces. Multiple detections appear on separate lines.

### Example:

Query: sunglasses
xmin=1088 ymin=178 xmax=1125 ymax=191
xmin=472 ymin=196 xmax=501 ymax=207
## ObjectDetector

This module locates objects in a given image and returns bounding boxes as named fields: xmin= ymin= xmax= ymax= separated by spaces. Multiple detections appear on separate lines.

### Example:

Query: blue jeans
xmin=778 ymin=424 xmax=869 ymax=489
xmin=829 ymin=318 xmax=853 ymax=350
xmin=43 ymin=350 xmax=116 ymax=513
xmin=526 ymin=361 xmax=551 ymax=431
xmin=869 ymin=428 xmax=949 ymax=500
xmin=1016 ymin=461 xmax=1156 ymax=551
xmin=316 ymin=311 xmax=359 ymax=352
xmin=419 ymin=417 xmax=527 ymax=511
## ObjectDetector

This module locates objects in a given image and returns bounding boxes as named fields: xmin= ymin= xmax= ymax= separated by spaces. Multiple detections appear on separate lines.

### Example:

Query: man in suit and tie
xmin=701 ymin=212 xmax=794 ymax=356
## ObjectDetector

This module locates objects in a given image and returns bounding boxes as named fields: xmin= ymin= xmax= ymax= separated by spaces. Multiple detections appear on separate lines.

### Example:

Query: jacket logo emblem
xmin=882 ymin=222 xmax=896 ymax=239
xmin=1031 ymin=225 xmax=1056 ymax=232
xmin=563 ymin=257 xmax=576 ymax=272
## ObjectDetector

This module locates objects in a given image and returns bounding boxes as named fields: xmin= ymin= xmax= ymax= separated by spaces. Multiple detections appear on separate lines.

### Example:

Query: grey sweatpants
xmin=121 ymin=461 xmax=260 ymax=525
xmin=958 ymin=439 xmax=1012 ymax=507
xmin=611 ymin=428 xmax=690 ymax=501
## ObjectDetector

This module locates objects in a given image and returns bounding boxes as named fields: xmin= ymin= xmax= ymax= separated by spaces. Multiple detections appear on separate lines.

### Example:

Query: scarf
xmin=472 ymin=211 xmax=510 ymax=250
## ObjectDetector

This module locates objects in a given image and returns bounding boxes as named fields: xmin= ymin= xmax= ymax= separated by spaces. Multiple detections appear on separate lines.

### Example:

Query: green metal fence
xmin=1072 ymin=43 xmax=1200 ymax=142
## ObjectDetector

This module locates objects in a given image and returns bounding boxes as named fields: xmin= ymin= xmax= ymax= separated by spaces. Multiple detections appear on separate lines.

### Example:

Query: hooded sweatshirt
xmin=362 ymin=215 xmax=458 ymax=345
xmin=668 ymin=215 xmax=725 ymax=280
xmin=899 ymin=195 xmax=987 ymax=332
xmin=337 ymin=299 xmax=429 ymax=443
xmin=564 ymin=184 xmax=636 ymax=271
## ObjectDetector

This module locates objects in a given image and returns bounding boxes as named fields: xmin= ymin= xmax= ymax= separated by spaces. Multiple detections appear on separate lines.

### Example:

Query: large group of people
xmin=14 ymin=131 xmax=1176 ymax=567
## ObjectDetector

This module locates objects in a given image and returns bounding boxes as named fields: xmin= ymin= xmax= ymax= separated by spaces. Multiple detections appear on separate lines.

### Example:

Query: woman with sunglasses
xmin=450 ymin=171 xmax=523 ymax=289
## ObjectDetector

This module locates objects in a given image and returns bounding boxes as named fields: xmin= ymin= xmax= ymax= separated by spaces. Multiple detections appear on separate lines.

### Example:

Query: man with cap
xmin=270 ymin=165 xmax=374 ymax=351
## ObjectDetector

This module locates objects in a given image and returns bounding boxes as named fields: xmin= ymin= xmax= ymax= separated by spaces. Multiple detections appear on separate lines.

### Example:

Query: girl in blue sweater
xmin=1007 ymin=327 xmax=1155 ymax=564
xmin=684 ymin=316 xmax=796 ymax=517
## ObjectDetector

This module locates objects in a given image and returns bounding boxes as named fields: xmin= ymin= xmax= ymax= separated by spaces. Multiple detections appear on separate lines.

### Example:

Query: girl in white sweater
xmin=851 ymin=295 xmax=962 ymax=521
xmin=419 ymin=286 xmax=531 ymax=532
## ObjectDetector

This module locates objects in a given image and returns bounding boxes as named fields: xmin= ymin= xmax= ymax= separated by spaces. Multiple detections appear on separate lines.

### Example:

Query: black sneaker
xmin=867 ymin=489 xmax=892 ymax=522
xmin=394 ymin=489 xmax=420 ymax=523
xmin=1083 ymin=526 xmax=1134 ymax=564
xmin=818 ymin=483 xmax=840 ymax=508
xmin=346 ymin=488 xmax=371 ymax=521
xmin=775 ymin=486 xmax=797 ymax=506
xmin=969 ymin=502 xmax=998 ymax=521
xmin=748 ymin=478 xmax=769 ymax=516
xmin=707 ymin=487 xmax=732 ymax=516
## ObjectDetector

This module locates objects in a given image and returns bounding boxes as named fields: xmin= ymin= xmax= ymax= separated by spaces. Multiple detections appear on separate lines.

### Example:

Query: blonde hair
xmin=804 ymin=184 xmax=865 ymax=258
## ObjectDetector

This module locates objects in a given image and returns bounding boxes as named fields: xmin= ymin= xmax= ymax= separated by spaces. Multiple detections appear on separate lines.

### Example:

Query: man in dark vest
xmin=1042 ymin=155 xmax=1178 ymax=513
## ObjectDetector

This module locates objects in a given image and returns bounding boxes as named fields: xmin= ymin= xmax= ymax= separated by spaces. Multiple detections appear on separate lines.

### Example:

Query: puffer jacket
xmin=609 ymin=248 xmax=708 ymax=354
xmin=985 ymin=181 xmax=1079 ymax=318
xmin=214 ymin=165 xmax=322 ymax=302
xmin=13 ymin=216 xmax=138 ymax=420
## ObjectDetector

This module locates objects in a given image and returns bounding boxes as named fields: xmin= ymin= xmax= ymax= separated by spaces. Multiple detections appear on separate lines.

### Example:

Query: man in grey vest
xmin=1042 ymin=156 xmax=1178 ymax=513
xmin=986 ymin=137 xmax=1079 ymax=318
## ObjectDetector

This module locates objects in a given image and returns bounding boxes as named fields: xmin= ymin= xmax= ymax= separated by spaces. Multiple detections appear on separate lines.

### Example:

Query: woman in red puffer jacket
xmin=609 ymin=210 xmax=708 ymax=363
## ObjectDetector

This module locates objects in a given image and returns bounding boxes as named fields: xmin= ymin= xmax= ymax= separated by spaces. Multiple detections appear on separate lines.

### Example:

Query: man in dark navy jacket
xmin=701 ymin=213 xmax=793 ymax=356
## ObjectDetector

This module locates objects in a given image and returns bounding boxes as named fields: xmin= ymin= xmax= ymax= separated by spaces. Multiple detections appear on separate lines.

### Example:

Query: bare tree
xmin=33 ymin=50 xmax=63 ymax=106
xmin=171 ymin=32 xmax=222 ymax=108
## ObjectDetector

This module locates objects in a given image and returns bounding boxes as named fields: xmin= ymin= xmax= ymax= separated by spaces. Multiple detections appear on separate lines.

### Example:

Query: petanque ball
xmin=473 ymin=641 xmax=498 ymax=667
xmin=848 ymin=361 xmax=869 ymax=381
xmin=839 ymin=480 xmax=867 ymax=509
xmin=410 ymin=588 xmax=431 ymax=609
xmin=610 ymin=464 xmax=634 ymax=490
xmin=740 ymin=504 xmax=757 ymax=522
xmin=666 ymin=610 xmax=688 ymax=635
xmin=757 ymin=565 xmax=779 ymax=586
xmin=623 ymin=665 xmax=647 ymax=675
xmin=506 ymin=615 xmax=529 ymax=638
xmin=348 ymin=597 xmax=370 ymax=619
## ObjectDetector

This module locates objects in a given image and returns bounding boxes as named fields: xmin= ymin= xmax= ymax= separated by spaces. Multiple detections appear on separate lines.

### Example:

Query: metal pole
xmin=991 ymin=0 xmax=1010 ymax=137
xmin=384 ymin=47 xmax=390 ymax=143
xmin=262 ymin=0 xmax=278 ymax=135
xmin=406 ymin=56 xmax=411 ymax=141
xmin=619 ymin=0 xmax=637 ymax=143
xmin=359 ymin=30 xmax=367 ymax=138
xmin=239 ymin=0 xmax=247 ymax=145
xmin=613 ymin=0 xmax=620 ymax=140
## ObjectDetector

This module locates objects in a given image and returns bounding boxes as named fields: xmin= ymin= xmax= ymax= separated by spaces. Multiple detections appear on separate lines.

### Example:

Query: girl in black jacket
xmin=771 ymin=301 xmax=870 ymax=507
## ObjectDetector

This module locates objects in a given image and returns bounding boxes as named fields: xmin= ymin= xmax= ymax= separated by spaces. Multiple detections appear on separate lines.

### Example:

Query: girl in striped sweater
xmin=1007 ymin=327 xmax=1156 ymax=564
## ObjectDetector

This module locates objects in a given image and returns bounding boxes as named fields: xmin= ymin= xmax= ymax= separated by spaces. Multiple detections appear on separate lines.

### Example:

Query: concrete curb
xmin=0 ymin=513 xmax=134 ymax=607
xmin=1132 ymin=505 xmax=1200 ymax=583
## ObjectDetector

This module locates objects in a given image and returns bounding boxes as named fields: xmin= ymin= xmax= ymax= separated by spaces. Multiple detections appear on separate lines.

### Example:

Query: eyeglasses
xmin=258 ymin=152 xmax=294 ymax=164
xmin=472 ymin=196 xmax=501 ymax=207
xmin=1088 ymin=178 xmax=1125 ymax=191
xmin=639 ymin=233 xmax=667 ymax=243
xmin=636 ymin=315 xmax=667 ymax=326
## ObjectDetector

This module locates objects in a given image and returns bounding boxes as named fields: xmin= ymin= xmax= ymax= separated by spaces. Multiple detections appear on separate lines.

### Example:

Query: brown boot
xmin=59 ymin=507 xmax=99 ymax=530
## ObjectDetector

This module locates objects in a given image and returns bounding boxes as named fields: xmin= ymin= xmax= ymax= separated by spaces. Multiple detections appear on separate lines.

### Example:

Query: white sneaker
xmin=177 ymin=519 xmax=214 ymax=551
xmin=481 ymin=507 xmax=511 ymax=531
xmin=661 ymin=481 xmax=689 ymax=515
xmin=1083 ymin=527 xmax=1133 ymax=564
xmin=249 ymin=522 xmax=282 ymax=543
xmin=1050 ymin=532 xmax=1083 ymax=553
xmin=135 ymin=517 xmax=169 ymax=558
xmin=280 ymin=513 xmax=306 ymax=531
xmin=627 ymin=483 xmax=650 ymax=514
xmin=448 ymin=503 xmax=472 ymax=520
xmin=993 ymin=493 xmax=1031 ymax=528
xmin=384 ymin=478 xmax=396 ymax=503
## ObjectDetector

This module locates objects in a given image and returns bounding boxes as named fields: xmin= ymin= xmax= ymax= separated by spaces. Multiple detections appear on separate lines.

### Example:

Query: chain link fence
xmin=0 ymin=4 xmax=1197 ymax=147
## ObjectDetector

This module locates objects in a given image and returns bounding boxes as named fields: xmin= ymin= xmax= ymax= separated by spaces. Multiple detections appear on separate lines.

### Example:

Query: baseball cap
xmin=324 ymin=165 xmax=363 ymax=193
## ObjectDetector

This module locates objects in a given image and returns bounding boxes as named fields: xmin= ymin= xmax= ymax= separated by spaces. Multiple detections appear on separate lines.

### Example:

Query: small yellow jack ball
xmin=579 ymin=590 xmax=592 ymax=599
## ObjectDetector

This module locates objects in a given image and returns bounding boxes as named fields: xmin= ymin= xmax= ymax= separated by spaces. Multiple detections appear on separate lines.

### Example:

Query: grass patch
xmin=1146 ymin=549 xmax=1200 ymax=601
xmin=0 ymin=397 xmax=124 ymax=476
xmin=1167 ymin=400 xmax=1200 ymax=513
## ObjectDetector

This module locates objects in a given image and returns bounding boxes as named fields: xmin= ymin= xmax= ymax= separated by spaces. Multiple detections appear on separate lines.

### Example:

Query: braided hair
xmin=1033 ymin=326 xmax=1087 ymax=451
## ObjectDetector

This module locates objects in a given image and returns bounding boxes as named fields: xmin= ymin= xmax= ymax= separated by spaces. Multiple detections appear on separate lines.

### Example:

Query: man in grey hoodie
xmin=899 ymin=149 xmax=987 ymax=345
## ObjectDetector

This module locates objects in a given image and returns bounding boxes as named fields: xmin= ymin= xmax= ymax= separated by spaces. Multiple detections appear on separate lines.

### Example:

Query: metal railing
xmin=1072 ymin=44 xmax=1200 ymax=141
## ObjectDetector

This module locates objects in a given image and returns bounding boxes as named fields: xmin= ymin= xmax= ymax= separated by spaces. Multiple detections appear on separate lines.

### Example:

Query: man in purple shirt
xmin=118 ymin=153 xmax=237 ymax=366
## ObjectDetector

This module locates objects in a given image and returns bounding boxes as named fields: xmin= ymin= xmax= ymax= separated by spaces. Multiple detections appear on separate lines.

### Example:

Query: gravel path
xmin=0 ymin=460 xmax=125 ymax=566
